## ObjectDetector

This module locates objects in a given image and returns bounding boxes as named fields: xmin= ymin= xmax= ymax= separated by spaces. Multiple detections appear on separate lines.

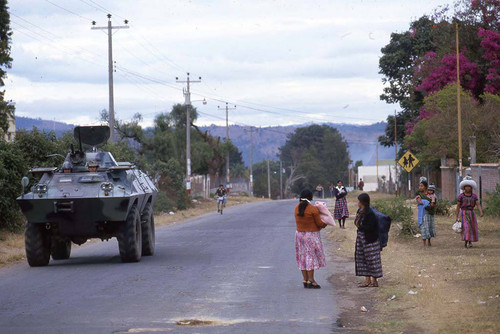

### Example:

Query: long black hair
xmin=297 ymin=189 xmax=313 ymax=217
xmin=358 ymin=193 xmax=371 ymax=208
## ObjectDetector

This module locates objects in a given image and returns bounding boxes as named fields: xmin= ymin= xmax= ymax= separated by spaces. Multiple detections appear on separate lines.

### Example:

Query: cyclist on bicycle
xmin=215 ymin=184 xmax=227 ymax=214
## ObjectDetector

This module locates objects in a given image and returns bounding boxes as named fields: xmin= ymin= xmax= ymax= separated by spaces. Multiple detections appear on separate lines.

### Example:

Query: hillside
xmin=200 ymin=122 xmax=393 ymax=166
xmin=15 ymin=116 xmax=392 ymax=166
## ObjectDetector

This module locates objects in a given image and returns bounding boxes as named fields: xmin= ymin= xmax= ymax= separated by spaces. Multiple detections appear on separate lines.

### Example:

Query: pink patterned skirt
xmin=295 ymin=231 xmax=326 ymax=270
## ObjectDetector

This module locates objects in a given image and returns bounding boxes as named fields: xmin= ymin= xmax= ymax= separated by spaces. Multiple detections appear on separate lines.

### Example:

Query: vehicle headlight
xmin=35 ymin=184 xmax=48 ymax=193
xmin=100 ymin=182 xmax=114 ymax=192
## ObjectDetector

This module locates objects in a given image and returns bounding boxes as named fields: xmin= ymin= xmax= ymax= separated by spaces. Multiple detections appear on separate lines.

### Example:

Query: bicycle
xmin=217 ymin=196 xmax=225 ymax=214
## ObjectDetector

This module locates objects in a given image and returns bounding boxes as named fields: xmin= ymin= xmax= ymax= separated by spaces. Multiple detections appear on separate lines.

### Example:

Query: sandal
xmin=303 ymin=281 xmax=310 ymax=288
xmin=370 ymin=282 xmax=379 ymax=287
xmin=358 ymin=282 xmax=371 ymax=288
xmin=307 ymin=281 xmax=321 ymax=289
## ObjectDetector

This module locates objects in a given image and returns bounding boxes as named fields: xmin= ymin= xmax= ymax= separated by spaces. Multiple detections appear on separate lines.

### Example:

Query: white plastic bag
xmin=452 ymin=221 xmax=462 ymax=233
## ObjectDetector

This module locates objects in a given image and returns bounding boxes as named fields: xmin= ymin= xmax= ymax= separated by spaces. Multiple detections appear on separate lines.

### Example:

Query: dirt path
xmin=325 ymin=191 xmax=500 ymax=333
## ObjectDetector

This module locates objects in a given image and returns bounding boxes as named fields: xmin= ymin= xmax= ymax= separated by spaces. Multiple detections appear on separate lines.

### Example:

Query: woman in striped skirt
xmin=334 ymin=180 xmax=349 ymax=229
xmin=456 ymin=177 xmax=483 ymax=249
xmin=354 ymin=193 xmax=382 ymax=287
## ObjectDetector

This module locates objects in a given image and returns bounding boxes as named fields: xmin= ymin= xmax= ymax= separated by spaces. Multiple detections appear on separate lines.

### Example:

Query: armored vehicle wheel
xmin=25 ymin=223 xmax=51 ymax=267
xmin=51 ymin=238 xmax=71 ymax=260
xmin=141 ymin=202 xmax=155 ymax=256
xmin=117 ymin=204 xmax=142 ymax=262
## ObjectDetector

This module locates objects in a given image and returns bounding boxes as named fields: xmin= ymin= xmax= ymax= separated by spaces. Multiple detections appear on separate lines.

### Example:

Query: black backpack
xmin=370 ymin=207 xmax=392 ymax=250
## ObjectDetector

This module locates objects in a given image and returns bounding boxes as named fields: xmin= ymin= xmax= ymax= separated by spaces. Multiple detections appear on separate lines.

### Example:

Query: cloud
xmin=6 ymin=0 xmax=456 ymax=129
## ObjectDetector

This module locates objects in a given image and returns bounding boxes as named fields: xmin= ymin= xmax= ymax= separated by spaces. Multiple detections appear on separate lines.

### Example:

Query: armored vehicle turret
xmin=17 ymin=126 xmax=157 ymax=266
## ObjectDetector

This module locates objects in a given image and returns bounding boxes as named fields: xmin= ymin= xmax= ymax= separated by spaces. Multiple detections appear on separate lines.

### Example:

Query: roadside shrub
xmin=372 ymin=197 xmax=415 ymax=236
xmin=435 ymin=199 xmax=452 ymax=216
xmin=154 ymin=191 xmax=174 ymax=213
xmin=0 ymin=141 xmax=27 ymax=231
xmin=484 ymin=185 xmax=500 ymax=217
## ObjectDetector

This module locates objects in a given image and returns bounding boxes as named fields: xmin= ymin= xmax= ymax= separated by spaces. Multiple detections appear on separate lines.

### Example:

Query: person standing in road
xmin=354 ymin=193 xmax=382 ymax=287
xmin=316 ymin=184 xmax=324 ymax=198
xmin=456 ymin=177 xmax=483 ymax=249
xmin=334 ymin=180 xmax=349 ymax=228
xmin=329 ymin=182 xmax=334 ymax=198
xmin=294 ymin=189 xmax=327 ymax=289
xmin=358 ymin=178 xmax=364 ymax=191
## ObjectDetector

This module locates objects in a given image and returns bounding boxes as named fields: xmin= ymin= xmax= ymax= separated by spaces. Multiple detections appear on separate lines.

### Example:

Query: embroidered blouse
xmin=457 ymin=193 xmax=478 ymax=211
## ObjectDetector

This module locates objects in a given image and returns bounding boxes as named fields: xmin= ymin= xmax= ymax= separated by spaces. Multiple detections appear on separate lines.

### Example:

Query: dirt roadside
xmin=0 ymin=196 xmax=265 ymax=267
xmin=324 ymin=191 xmax=500 ymax=333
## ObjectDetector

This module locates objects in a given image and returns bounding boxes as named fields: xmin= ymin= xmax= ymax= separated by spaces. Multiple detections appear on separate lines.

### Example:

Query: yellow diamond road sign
xmin=398 ymin=151 xmax=419 ymax=173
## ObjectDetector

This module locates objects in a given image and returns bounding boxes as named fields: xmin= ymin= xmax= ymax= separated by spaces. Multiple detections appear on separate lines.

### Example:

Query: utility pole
xmin=267 ymin=159 xmax=271 ymax=199
xmin=376 ymin=141 xmax=379 ymax=191
xmin=394 ymin=110 xmax=398 ymax=196
xmin=456 ymin=22 xmax=463 ymax=177
xmin=279 ymin=159 xmax=283 ymax=200
xmin=91 ymin=14 xmax=129 ymax=143
xmin=218 ymin=102 xmax=236 ymax=188
xmin=244 ymin=127 xmax=257 ymax=196
xmin=176 ymin=73 xmax=202 ymax=193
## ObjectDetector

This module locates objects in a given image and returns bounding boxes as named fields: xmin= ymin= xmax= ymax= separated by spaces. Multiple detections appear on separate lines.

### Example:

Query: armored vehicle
xmin=17 ymin=126 xmax=157 ymax=266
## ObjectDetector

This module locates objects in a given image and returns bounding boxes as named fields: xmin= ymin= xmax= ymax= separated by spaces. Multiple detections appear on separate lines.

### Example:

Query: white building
xmin=3 ymin=115 xmax=15 ymax=142
xmin=357 ymin=160 xmax=399 ymax=192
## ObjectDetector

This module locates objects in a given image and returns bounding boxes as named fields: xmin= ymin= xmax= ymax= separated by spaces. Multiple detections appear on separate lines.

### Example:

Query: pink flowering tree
xmin=478 ymin=28 xmax=500 ymax=94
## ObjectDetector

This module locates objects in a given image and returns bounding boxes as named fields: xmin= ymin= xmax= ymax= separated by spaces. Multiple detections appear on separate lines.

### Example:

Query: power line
xmin=44 ymin=0 xmax=93 ymax=22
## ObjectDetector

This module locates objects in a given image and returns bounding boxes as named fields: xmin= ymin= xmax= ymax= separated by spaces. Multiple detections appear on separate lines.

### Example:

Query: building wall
xmin=358 ymin=164 xmax=397 ymax=192
xmin=4 ymin=115 xmax=15 ymax=142
xmin=469 ymin=164 xmax=500 ymax=202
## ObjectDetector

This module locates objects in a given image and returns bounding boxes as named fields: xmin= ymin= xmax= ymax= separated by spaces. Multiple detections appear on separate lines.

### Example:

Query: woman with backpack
xmin=354 ymin=193 xmax=383 ymax=287
xmin=294 ymin=189 xmax=327 ymax=289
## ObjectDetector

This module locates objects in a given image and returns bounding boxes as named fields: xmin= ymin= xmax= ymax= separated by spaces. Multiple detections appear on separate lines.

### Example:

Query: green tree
xmin=279 ymin=125 xmax=348 ymax=196
xmin=252 ymin=160 xmax=281 ymax=198
xmin=0 ymin=0 xmax=13 ymax=135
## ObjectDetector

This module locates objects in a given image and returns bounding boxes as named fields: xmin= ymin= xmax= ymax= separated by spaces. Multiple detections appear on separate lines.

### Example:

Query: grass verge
xmin=326 ymin=191 xmax=500 ymax=333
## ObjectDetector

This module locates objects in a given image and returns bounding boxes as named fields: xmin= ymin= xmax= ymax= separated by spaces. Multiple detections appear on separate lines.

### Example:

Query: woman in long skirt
xmin=415 ymin=179 xmax=436 ymax=247
xmin=334 ymin=180 xmax=349 ymax=228
xmin=354 ymin=193 xmax=382 ymax=287
xmin=294 ymin=189 xmax=327 ymax=289
xmin=456 ymin=177 xmax=483 ymax=248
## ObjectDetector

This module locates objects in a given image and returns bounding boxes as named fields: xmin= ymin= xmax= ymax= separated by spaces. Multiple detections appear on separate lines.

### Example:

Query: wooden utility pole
xmin=394 ymin=110 xmax=398 ymax=196
xmin=456 ymin=22 xmax=463 ymax=177
xmin=244 ymin=127 xmax=257 ymax=196
xmin=267 ymin=159 xmax=271 ymax=199
xmin=218 ymin=103 xmax=236 ymax=187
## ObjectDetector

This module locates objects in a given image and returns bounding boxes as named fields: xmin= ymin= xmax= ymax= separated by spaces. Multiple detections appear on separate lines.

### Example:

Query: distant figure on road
xmin=329 ymin=182 xmax=334 ymax=198
xmin=334 ymin=180 xmax=349 ymax=229
xmin=358 ymin=178 xmax=364 ymax=191
xmin=456 ymin=177 xmax=483 ymax=249
xmin=316 ymin=184 xmax=324 ymax=198
xmin=354 ymin=193 xmax=383 ymax=287
xmin=294 ymin=189 xmax=327 ymax=289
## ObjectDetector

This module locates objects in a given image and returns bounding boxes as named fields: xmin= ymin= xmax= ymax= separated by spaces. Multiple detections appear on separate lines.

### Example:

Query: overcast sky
xmin=6 ymin=0 xmax=454 ymax=128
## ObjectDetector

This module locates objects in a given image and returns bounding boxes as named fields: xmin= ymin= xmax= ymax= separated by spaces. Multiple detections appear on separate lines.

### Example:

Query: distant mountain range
xmin=14 ymin=116 xmax=393 ymax=166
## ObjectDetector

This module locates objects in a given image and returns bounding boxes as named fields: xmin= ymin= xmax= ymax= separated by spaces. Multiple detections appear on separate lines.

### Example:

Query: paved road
xmin=0 ymin=200 xmax=341 ymax=334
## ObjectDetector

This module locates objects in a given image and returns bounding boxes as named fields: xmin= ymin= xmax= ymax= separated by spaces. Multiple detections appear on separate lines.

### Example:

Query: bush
xmin=0 ymin=141 xmax=27 ymax=231
xmin=372 ymin=197 xmax=415 ymax=236
xmin=484 ymin=185 xmax=500 ymax=217
xmin=154 ymin=191 xmax=175 ymax=213
xmin=435 ymin=199 xmax=453 ymax=216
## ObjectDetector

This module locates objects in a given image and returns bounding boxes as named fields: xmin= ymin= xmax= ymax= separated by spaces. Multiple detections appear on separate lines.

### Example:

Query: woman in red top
xmin=294 ymin=189 xmax=327 ymax=289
